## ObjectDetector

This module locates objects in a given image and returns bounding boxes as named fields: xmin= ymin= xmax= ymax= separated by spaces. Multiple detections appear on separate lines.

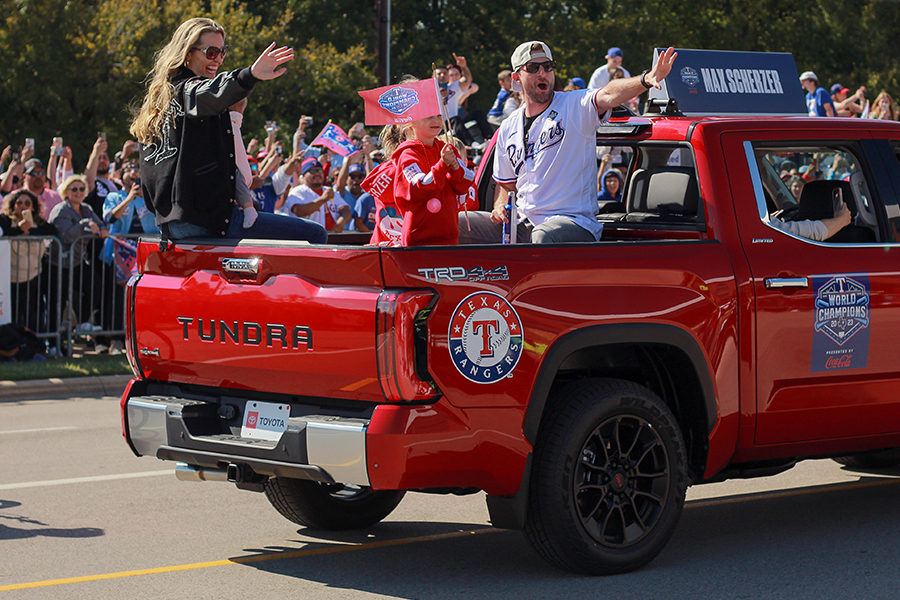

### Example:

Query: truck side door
xmin=722 ymin=130 xmax=900 ymax=447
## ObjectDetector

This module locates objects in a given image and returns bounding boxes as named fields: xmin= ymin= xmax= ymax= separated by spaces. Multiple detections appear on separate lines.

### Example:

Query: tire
xmin=834 ymin=448 xmax=900 ymax=469
xmin=264 ymin=478 xmax=405 ymax=530
xmin=524 ymin=378 xmax=688 ymax=575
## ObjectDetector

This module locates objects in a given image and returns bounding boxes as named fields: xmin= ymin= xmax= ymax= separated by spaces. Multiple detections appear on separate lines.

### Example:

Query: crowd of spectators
xmin=0 ymin=45 xmax=896 ymax=359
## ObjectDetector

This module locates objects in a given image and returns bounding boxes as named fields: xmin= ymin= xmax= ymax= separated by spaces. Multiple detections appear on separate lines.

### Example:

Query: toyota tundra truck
xmin=120 ymin=51 xmax=900 ymax=575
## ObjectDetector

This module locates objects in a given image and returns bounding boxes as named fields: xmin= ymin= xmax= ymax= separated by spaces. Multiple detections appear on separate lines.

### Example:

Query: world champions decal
xmin=811 ymin=273 xmax=870 ymax=372
xmin=449 ymin=292 xmax=523 ymax=384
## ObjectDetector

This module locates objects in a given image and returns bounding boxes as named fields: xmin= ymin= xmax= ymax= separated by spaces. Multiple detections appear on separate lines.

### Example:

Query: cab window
xmin=751 ymin=143 xmax=879 ymax=244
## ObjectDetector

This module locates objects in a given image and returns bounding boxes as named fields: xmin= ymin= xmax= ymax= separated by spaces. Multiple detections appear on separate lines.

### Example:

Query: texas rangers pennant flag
xmin=112 ymin=237 xmax=138 ymax=284
xmin=311 ymin=121 xmax=358 ymax=157
xmin=358 ymin=79 xmax=442 ymax=126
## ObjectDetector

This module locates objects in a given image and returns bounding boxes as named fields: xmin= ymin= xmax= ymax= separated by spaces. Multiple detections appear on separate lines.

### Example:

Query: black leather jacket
xmin=139 ymin=66 xmax=259 ymax=236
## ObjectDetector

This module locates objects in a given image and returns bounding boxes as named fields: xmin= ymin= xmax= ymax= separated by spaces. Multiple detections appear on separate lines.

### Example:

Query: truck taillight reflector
xmin=124 ymin=274 xmax=144 ymax=379
xmin=376 ymin=289 xmax=437 ymax=402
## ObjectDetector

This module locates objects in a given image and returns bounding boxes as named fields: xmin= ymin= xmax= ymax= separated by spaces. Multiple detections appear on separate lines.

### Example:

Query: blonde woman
xmin=49 ymin=175 xmax=109 ymax=330
xmin=869 ymin=91 xmax=897 ymax=121
xmin=130 ymin=17 xmax=325 ymax=243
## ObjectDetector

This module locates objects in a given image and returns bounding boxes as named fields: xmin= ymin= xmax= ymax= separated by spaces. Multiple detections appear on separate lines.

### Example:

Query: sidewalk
xmin=0 ymin=374 xmax=132 ymax=402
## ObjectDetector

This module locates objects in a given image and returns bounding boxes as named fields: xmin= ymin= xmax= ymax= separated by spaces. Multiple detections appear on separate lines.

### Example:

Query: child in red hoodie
xmin=391 ymin=114 xmax=475 ymax=246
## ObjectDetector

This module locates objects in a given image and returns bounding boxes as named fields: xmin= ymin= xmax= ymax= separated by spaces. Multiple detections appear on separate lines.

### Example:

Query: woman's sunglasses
xmin=69 ymin=186 xmax=86 ymax=193
xmin=193 ymin=45 xmax=228 ymax=60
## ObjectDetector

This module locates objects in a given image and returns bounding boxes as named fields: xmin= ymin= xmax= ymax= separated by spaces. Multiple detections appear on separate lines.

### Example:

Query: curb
xmin=0 ymin=374 xmax=133 ymax=402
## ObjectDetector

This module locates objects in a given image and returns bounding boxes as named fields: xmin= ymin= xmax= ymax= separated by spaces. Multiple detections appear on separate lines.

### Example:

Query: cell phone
xmin=54 ymin=146 xmax=65 ymax=156
xmin=11 ymin=147 xmax=21 ymax=161
xmin=439 ymin=81 xmax=448 ymax=91
xmin=24 ymin=138 xmax=34 ymax=150
xmin=98 ymin=132 xmax=107 ymax=141
xmin=832 ymin=187 xmax=843 ymax=214
xmin=22 ymin=208 xmax=32 ymax=220
xmin=274 ymin=146 xmax=283 ymax=155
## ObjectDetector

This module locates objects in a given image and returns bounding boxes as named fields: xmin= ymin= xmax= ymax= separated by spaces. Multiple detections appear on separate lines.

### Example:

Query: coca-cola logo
xmin=825 ymin=355 xmax=852 ymax=370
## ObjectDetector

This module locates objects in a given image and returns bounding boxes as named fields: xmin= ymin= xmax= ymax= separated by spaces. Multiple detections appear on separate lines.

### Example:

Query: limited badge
xmin=448 ymin=292 xmax=523 ymax=384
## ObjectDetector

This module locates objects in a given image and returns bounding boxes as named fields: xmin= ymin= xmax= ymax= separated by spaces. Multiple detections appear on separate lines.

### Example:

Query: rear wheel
xmin=264 ymin=478 xmax=405 ymax=530
xmin=834 ymin=448 xmax=900 ymax=469
xmin=524 ymin=378 xmax=688 ymax=575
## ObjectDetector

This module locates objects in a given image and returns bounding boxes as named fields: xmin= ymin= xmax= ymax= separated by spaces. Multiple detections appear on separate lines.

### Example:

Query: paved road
xmin=3 ymin=395 xmax=900 ymax=599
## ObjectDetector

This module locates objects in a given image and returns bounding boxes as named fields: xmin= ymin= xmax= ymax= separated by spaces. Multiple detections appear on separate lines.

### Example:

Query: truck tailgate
xmin=131 ymin=240 xmax=386 ymax=401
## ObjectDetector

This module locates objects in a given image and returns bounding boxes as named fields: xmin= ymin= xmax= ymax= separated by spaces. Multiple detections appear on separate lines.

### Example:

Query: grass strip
xmin=0 ymin=355 xmax=131 ymax=382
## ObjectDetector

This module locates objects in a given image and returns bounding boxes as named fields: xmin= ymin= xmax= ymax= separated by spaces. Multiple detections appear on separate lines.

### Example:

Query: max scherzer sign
xmin=811 ymin=274 xmax=870 ymax=372
xmin=648 ymin=48 xmax=807 ymax=116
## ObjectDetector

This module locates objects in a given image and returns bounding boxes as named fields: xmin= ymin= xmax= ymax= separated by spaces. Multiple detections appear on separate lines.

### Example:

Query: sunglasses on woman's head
xmin=193 ymin=45 xmax=228 ymax=60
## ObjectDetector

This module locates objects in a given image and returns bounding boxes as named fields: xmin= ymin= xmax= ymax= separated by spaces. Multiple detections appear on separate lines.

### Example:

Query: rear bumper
xmin=122 ymin=379 xmax=531 ymax=496
xmin=127 ymin=394 xmax=369 ymax=485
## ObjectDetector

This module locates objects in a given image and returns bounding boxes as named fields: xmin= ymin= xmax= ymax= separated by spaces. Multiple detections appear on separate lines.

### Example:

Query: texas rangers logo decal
xmin=449 ymin=292 xmax=523 ymax=384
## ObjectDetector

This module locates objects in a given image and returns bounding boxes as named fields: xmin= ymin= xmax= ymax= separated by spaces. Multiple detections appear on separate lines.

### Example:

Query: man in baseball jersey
xmin=459 ymin=41 xmax=676 ymax=244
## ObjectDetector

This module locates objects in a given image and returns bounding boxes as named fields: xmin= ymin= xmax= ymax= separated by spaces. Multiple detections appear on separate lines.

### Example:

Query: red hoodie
xmin=393 ymin=138 xmax=475 ymax=246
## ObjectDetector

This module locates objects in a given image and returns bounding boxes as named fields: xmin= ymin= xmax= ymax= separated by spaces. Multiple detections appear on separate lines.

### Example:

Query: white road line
xmin=0 ymin=470 xmax=172 ymax=491
xmin=0 ymin=426 xmax=78 ymax=435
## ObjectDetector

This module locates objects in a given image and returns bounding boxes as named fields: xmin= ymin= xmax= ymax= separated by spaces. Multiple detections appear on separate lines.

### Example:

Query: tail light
xmin=376 ymin=289 xmax=438 ymax=401
xmin=124 ymin=274 xmax=145 ymax=380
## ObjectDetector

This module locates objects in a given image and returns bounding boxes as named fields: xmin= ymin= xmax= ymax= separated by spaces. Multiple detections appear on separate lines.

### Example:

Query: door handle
xmin=764 ymin=277 xmax=808 ymax=290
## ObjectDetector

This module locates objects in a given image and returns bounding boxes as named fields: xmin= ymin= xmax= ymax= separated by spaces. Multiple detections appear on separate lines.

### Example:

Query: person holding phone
xmin=18 ymin=158 xmax=63 ymax=219
xmin=0 ymin=189 xmax=58 ymax=332
xmin=84 ymin=134 xmax=122 ymax=217
xmin=129 ymin=17 xmax=325 ymax=243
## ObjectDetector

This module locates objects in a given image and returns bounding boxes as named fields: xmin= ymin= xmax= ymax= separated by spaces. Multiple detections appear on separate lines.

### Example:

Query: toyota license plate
xmin=241 ymin=401 xmax=290 ymax=441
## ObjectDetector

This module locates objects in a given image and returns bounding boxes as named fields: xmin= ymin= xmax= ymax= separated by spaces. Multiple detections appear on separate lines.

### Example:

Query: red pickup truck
xmin=120 ymin=101 xmax=900 ymax=575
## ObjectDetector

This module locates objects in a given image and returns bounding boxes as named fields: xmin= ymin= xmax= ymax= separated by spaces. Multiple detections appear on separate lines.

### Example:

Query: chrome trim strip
xmin=743 ymin=140 xmax=769 ymax=222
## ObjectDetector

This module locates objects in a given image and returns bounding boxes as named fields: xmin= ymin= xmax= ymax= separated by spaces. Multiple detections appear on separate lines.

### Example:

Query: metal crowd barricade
xmin=63 ymin=233 xmax=144 ymax=355
xmin=6 ymin=235 xmax=64 ymax=354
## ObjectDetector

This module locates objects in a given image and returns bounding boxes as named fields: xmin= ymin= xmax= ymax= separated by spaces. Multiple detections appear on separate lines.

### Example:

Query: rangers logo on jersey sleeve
xmin=448 ymin=292 xmax=523 ymax=384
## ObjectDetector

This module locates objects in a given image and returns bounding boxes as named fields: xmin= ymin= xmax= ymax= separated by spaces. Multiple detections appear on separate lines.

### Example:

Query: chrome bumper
xmin=126 ymin=396 xmax=370 ymax=486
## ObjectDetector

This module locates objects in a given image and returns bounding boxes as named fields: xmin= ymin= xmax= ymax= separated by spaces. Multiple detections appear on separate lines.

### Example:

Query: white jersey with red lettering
xmin=493 ymin=89 xmax=609 ymax=240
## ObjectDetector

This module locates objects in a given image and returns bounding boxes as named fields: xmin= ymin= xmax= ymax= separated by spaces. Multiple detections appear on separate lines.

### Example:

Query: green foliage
xmin=1 ymin=0 xmax=899 ymax=160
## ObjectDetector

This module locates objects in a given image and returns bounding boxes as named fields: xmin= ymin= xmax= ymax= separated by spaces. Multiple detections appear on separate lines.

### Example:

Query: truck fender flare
xmin=522 ymin=323 xmax=717 ymax=446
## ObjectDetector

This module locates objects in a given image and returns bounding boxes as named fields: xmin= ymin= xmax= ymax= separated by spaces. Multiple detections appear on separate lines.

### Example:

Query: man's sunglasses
xmin=193 ymin=45 xmax=228 ymax=60
xmin=521 ymin=61 xmax=556 ymax=74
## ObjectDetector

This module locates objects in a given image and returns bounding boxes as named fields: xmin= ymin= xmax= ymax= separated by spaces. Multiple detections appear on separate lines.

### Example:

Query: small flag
xmin=310 ymin=122 xmax=359 ymax=157
xmin=112 ymin=237 xmax=138 ymax=284
xmin=861 ymin=99 xmax=870 ymax=119
xmin=358 ymin=79 xmax=443 ymax=126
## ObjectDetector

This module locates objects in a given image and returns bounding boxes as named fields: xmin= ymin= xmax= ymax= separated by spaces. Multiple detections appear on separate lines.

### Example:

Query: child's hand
xmin=441 ymin=144 xmax=459 ymax=170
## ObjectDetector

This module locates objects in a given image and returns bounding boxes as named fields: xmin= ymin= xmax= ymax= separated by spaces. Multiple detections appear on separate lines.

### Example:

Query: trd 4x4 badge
xmin=811 ymin=274 xmax=870 ymax=372
xmin=448 ymin=292 xmax=523 ymax=384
